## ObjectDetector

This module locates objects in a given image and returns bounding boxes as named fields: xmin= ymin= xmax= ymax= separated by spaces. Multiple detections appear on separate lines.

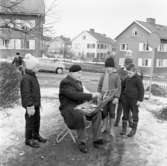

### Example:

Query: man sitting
xmin=59 ymin=64 xmax=105 ymax=153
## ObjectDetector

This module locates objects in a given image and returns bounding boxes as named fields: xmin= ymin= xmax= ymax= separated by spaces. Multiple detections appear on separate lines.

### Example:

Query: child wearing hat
xmin=20 ymin=55 xmax=47 ymax=148
xmin=97 ymin=57 xmax=121 ymax=137
xmin=120 ymin=64 xmax=144 ymax=137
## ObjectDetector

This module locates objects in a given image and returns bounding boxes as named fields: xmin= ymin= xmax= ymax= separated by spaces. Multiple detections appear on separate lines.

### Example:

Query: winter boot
xmin=127 ymin=122 xmax=137 ymax=137
xmin=114 ymin=119 xmax=119 ymax=127
xmin=120 ymin=120 xmax=127 ymax=135
xmin=128 ymin=120 xmax=133 ymax=128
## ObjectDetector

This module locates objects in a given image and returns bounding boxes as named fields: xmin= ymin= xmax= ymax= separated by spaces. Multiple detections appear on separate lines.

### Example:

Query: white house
xmin=72 ymin=29 xmax=115 ymax=61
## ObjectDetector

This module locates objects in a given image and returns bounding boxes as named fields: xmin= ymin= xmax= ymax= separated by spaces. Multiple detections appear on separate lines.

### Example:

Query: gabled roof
xmin=115 ymin=19 xmax=167 ymax=40
xmin=87 ymin=30 xmax=115 ymax=44
xmin=0 ymin=0 xmax=45 ymax=16
xmin=136 ymin=20 xmax=167 ymax=39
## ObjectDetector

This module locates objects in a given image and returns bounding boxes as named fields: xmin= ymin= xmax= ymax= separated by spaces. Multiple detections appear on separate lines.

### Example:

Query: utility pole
xmin=148 ymin=32 xmax=160 ymax=98
xmin=149 ymin=48 xmax=157 ymax=98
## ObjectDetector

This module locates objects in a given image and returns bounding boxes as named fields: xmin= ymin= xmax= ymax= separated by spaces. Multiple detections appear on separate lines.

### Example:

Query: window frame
xmin=120 ymin=43 xmax=128 ymax=51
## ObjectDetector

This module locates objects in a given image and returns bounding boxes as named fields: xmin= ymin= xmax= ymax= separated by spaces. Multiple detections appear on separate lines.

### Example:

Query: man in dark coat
xmin=59 ymin=64 xmax=104 ymax=153
xmin=20 ymin=55 xmax=47 ymax=148
xmin=12 ymin=52 xmax=25 ymax=75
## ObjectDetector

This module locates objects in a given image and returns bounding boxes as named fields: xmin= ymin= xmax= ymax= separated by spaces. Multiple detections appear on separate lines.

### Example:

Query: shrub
xmin=157 ymin=107 xmax=167 ymax=121
xmin=146 ymin=84 xmax=167 ymax=97
xmin=0 ymin=62 xmax=21 ymax=108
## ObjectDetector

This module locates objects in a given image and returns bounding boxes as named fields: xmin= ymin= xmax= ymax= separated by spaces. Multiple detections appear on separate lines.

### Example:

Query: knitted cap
xmin=105 ymin=57 xmax=115 ymax=67
xmin=24 ymin=54 xmax=39 ymax=70
xmin=69 ymin=64 xmax=82 ymax=72
xmin=124 ymin=57 xmax=133 ymax=65
xmin=126 ymin=63 xmax=136 ymax=72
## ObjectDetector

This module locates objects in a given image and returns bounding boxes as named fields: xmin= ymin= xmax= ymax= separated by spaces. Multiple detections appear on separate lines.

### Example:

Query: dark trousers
xmin=115 ymin=100 xmax=133 ymax=124
xmin=122 ymin=98 xmax=139 ymax=123
xmin=25 ymin=106 xmax=40 ymax=140
xmin=76 ymin=111 xmax=102 ymax=143
xmin=115 ymin=101 xmax=123 ymax=123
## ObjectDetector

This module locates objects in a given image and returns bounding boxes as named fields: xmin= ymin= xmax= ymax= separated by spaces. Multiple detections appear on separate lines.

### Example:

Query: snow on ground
xmin=0 ymin=88 xmax=61 ymax=157
xmin=1 ymin=88 xmax=167 ymax=166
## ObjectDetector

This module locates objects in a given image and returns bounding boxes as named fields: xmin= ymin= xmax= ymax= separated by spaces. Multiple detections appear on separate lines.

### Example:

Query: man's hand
xmin=27 ymin=106 xmax=35 ymax=117
xmin=92 ymin=92 xmax=101 ymax=98
xmin=112 ymin=98 xmax=119 ymax=104
xmin=137 ymin=101 xmax=142 ymax=106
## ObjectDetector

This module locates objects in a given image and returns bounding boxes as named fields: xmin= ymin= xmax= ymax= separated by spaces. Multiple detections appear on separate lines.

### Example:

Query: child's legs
xmin=101 ymin=103 xmax=109 ymax=131
xmin=108 ymin=102 xmax=116 ymax=136
xmin=122 ymin=98 xmax=130 ymax=122
xmin=25 ymin=110 xmax=36 ymax=141
xmin=115 ymin=101 xmax=123 ymax=123
xmin=108 ymin=101 xmax=116 ymax=119
xmin=129 ymin=100 xmax=139 ymax=124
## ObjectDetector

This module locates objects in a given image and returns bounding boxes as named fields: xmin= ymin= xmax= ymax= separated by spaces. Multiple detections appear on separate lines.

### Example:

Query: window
xmin=158 ymin=44 xmax=167 ymax=52
xmin=29 ymin=40 xmax=35 ymax=49
xmin=132 ymin=28 xmax=138 ymax=36
xmin=119 ymin=58 xmax=125 ymax=66
xmin=139 ymin=43 xmax=152 ymax=51
xmin=3 ymin=39 xmax=10 ymax=49
xmin=15 ymin=39 xmax=22 ymax=49
xmin=87 ymin=43 xmax=95 ymax=49
xmin=120 ymin=44 xmax=128 ymax=51
xmin=156 ymin=59 xmax=167 ymax=67
xmin=83 ymin=36 xmax=86 ymax=40
xmin=25 ymin=40 xmax=35 ymax=50
xmin=86 ymin=53 xmax=95 ymax=59
xmin=138 ymin=58 xmax=152 ymax=67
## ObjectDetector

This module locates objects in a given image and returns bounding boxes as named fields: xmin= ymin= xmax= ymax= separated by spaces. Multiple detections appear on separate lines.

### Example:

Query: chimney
xmin=146 ymin=18 xmax=156 ymax=24
xmin=89 ymin=28 xmax=95 ymax=32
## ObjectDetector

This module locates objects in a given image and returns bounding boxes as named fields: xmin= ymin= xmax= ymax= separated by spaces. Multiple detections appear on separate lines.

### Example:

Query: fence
xmin=143 ymin=80 xmax=167 ymax=90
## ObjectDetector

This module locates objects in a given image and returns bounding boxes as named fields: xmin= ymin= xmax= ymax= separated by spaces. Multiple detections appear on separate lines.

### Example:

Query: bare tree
xmin=0 ymin=0 xmax=58 ymax=36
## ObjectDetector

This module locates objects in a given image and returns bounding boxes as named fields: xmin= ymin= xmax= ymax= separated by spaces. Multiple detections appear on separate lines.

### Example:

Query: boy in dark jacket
xmin=59 ymin=64 xmax=104 ymax=153
xmin=120 ymin=64 xmax=144 ymax=137
xmin=115 ymin=57 xmax=133 ymax=127
xmin=20 ymin=55 xmax=47 ymax=148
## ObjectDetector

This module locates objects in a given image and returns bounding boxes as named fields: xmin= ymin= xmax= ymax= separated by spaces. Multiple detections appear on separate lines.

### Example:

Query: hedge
xmin=0 ymin=62 xmax=20 ymax=108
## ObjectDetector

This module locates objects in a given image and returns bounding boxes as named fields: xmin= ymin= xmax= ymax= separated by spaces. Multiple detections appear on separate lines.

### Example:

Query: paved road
xmin=37 ymin=71 xmax=102 ymax=92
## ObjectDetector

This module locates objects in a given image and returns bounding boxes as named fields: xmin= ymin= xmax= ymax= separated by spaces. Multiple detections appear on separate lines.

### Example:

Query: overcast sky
xmin=45 ymin=0 xmax=167 ymax=39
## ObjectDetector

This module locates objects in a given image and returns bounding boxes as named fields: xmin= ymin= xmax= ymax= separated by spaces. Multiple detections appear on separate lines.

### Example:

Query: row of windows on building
xmin=119 ymin=58 xmax=167 ymax=67
xmin=87 ymin=43 xmax=109 ymax=49
xmin=74 ymin=43 xmax=110 ymax=49
xmin=0 ymin=39 xmax=35 ymax=50
xmin=86 ymin=52 xmax=107 ymax=59
xmin=120 ymin=43 xmax=167 ymax=52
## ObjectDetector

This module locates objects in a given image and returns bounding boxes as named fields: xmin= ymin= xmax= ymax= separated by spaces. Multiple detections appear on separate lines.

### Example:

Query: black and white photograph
xmin=0 ymin=0 xmax=167 ymax=165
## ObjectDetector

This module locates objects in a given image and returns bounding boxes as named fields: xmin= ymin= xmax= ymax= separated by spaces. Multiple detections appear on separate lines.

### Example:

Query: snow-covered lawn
xmin=0 ymin=88 xmax=61 ymax=162
xmin=1 ymin=88 xmax=167 ymax=166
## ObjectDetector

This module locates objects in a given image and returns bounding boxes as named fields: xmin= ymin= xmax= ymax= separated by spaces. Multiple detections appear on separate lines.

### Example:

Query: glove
xmin=137 ymin=101 xmax=142 ymax=106
xmin=112 ymin=98 xmax=119 ymax=104
xmin=27 ymin=106 xmax=35 ymax=117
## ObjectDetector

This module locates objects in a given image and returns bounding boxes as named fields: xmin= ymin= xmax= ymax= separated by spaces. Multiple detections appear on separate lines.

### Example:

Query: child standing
xmin=20 ymin=55 xmax=47 ymax=148
xmin=97 ymin=57 xmax=121 ymax=136
xmin=121 ymin=64 xmax=144 ymax=137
